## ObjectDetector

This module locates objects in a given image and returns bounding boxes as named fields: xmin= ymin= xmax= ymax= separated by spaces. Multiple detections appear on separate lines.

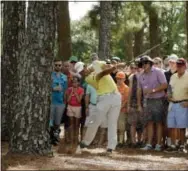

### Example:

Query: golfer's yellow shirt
xmin=170 ymin=71 xmax=188 ymax=101
xmin=85 ymin=73 xmax=117 ymax=96
xmin=97 ymin=75 xmax=118 ymax=95
xmin=86 ymin=60 xmax=118 ymax=95
xmin=85 ymin=72 xmax=98 ymax=89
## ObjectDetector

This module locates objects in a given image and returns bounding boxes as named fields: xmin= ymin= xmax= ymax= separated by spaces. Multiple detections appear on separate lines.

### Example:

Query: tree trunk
xmin=10 ymin=1 xmax=56 ymax=155
xmin=133 ymin=27 xmax=144 ymax=58
xmin=149 ymin=7 xmax=160 ymax=58
xmin=125 ymin=32 xmax=134 ymax=61
xmin=57 ymin=1 xmax=72 ymax=61
xmin=1 ymin=1 xmax=25 ymax=141
xmin=186 ymin=1 xmax=188 ymax=59
xmin=98 ymin=1 xmax=112 ymax=60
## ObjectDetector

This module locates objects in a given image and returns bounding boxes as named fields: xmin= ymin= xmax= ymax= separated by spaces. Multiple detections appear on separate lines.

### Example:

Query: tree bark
xmin=10 ymin=1 xmax=56 ymax=155
xmin=133 ymin=27 xmax=144 ymax=58
xmin=186 ymin=1 xmax=188 ymax=59
xmin=124 ymin=32 xmax=134 ymax=61
xmin=57 ymin=1 xmax=72 ymax=61
xmin=142 ymin=2 xmax=160 ymax=58
xmin=98 ymin=1 xmax=112 ymax=60
xmin=149 ymin=6 xmax=160 ymax=58
xmin=1 ymin=1 xmax=25 ymax=141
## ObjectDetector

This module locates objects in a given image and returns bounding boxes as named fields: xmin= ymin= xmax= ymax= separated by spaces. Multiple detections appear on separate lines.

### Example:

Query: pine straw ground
xmin=2 ymin=139 xmax=188 ymax=171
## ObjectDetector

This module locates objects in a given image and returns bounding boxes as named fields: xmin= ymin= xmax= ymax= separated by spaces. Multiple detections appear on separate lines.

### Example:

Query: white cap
xmin=167 ymin=54 xmax=178 ymax=62
xmin=74 ymin=61 xmax=85 ymax=73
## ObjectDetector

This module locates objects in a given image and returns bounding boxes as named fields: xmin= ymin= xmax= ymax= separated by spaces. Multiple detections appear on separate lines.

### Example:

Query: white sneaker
xmin=140 ymin=144 xmax=153 ymax=151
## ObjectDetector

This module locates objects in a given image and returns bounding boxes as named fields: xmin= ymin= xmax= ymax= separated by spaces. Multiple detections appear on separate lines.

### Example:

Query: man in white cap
xmin=165 ymin=54 xmax=179 ymax=83
xmin=164 ymin=54 xmax=178 ymax=148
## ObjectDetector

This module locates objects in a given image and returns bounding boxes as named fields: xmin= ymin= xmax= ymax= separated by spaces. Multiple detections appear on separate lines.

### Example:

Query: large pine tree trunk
xmin=149 ymin=6 xmax=160 ymax=58
xmin=57 ymin=1 xmax=72 ymax=61
xmin=2 ymin=1 xmax=25 ymax=141
xmin=142 ymin=2 xmax=160 ymax=58
xmin=98 ymin=1 xmax=112 ymax=60
xmin=10 ymin=2 xmax=56 ymax=154
xmin=133 ymin=27 xmax=144 ymax=58
xmin=186 ymin=1 xmax=188 ymax=59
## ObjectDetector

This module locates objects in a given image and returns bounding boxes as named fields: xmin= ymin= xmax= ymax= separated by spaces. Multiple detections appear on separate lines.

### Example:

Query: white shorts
xmin=67 ymin=105 xmax=81 ymax=118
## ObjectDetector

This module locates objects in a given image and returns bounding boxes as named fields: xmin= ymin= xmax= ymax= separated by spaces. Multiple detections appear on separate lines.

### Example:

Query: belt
xmin=171 ymin=99 xmax=188 ymax=103
xmin=98 ymin=91 xmax=119 ymax=97
xmin=147 ymin=97 xmax=165 ymax=100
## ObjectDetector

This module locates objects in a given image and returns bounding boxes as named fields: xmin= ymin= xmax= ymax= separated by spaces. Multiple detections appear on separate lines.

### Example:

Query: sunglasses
xmin=154 ymin=62 xmax=159 ymax=65
xmin=55 ymin=64 xmax=62 ymax=67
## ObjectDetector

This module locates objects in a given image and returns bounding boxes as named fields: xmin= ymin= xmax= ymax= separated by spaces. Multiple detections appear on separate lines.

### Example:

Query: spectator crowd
xmin=50 ymin=53 xmax=188 ymax=154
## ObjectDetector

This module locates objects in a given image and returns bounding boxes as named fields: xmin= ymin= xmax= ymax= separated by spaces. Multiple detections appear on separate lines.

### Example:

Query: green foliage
xmin=71 ymin=1 xmax=187 ymax=62
xmin=111 ymin=2 xmax=147 ymax=60
xmin=71 ymin=16 xmax=98 ymax=63
xmin=159 ymin=2 xmax=186 ymax=57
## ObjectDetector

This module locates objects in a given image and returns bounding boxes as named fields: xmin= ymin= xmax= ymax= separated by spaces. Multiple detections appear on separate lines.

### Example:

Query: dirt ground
xmin=2 ymin=140 xmax=188 ymax=171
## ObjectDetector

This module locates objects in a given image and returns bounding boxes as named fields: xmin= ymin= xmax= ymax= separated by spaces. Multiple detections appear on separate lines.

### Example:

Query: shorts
xmin=167 ymin=102 xmax=188 ymax=128
xmin=50 ymin=104 xmax=65 ymax=126
xmin=67 ymin=105 xmax=81 ymax=118
xmin=143 ymin=98 xmax=165 ymax=124
xmin=128 ymin=105 xmax=144 ymax=126
xmin=118 ymin=112 xmax=126 ymax=131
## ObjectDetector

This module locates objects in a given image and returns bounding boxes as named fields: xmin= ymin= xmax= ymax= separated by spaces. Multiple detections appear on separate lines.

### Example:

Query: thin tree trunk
xmin=2 ymin=1 xmax=25 ymax=141
xmin=133 ymin=27 xmax=144 ymax=58
xmin=57 ymin=1 xmax=72 ymax=61
xmin=125 ymin=32 xmax=134 ymax=61
xmin=186 ymin=1 xmax=188 ymax=59
xmin=10 ymin=1 xmax=56 ymax=154
xmin=98 ymin=1 xmax=112 ymax=60
xmin=149 ymin=7 xmax=160 ymax=58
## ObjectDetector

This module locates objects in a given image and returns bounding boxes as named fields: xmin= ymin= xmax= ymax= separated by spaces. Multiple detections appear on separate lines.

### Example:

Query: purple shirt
xmin=138 ymin=67 xmax=167 ymax=99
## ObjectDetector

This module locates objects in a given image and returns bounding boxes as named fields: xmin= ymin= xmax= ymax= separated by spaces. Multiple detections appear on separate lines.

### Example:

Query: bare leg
xmin=147 ymin=121 xmax=154 ymax=145
xmin=137 ymin=130 xmax=142 ymax=143
xmin=156 ymin=122 xmax=163 ymax=145
xmin=69 ymin=117 xmax=74 ymax=145
xmin=74 ymin=118 xmax=80 ymax=145
xmin=130 ymin=125 xmax=136 ymax=144
xmin=179 ymin=128 xmax=186 ymax=145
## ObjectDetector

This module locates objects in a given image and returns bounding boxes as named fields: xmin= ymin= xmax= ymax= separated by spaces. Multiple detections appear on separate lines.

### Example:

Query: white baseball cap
xmin=74 ymin=61 xmax=85 ymax=73
xmin=167 ymin=54 xmax=178 ymax=62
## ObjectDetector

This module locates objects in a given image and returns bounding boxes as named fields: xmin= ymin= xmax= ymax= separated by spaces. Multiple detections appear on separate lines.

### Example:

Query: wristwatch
xmin=152 ymin=89 xmax=156 ymax=93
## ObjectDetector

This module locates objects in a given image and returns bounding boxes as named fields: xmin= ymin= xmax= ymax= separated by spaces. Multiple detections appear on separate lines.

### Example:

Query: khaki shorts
xmin=67 ymin=105 xmax=81 ymax=118
xmin=118 ymin=112 xmax=127 ymax=131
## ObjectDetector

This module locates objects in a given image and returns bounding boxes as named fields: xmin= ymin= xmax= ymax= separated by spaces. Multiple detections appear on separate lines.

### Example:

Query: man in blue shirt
xmin=50 ymin=59 xmax=67 ymax=145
